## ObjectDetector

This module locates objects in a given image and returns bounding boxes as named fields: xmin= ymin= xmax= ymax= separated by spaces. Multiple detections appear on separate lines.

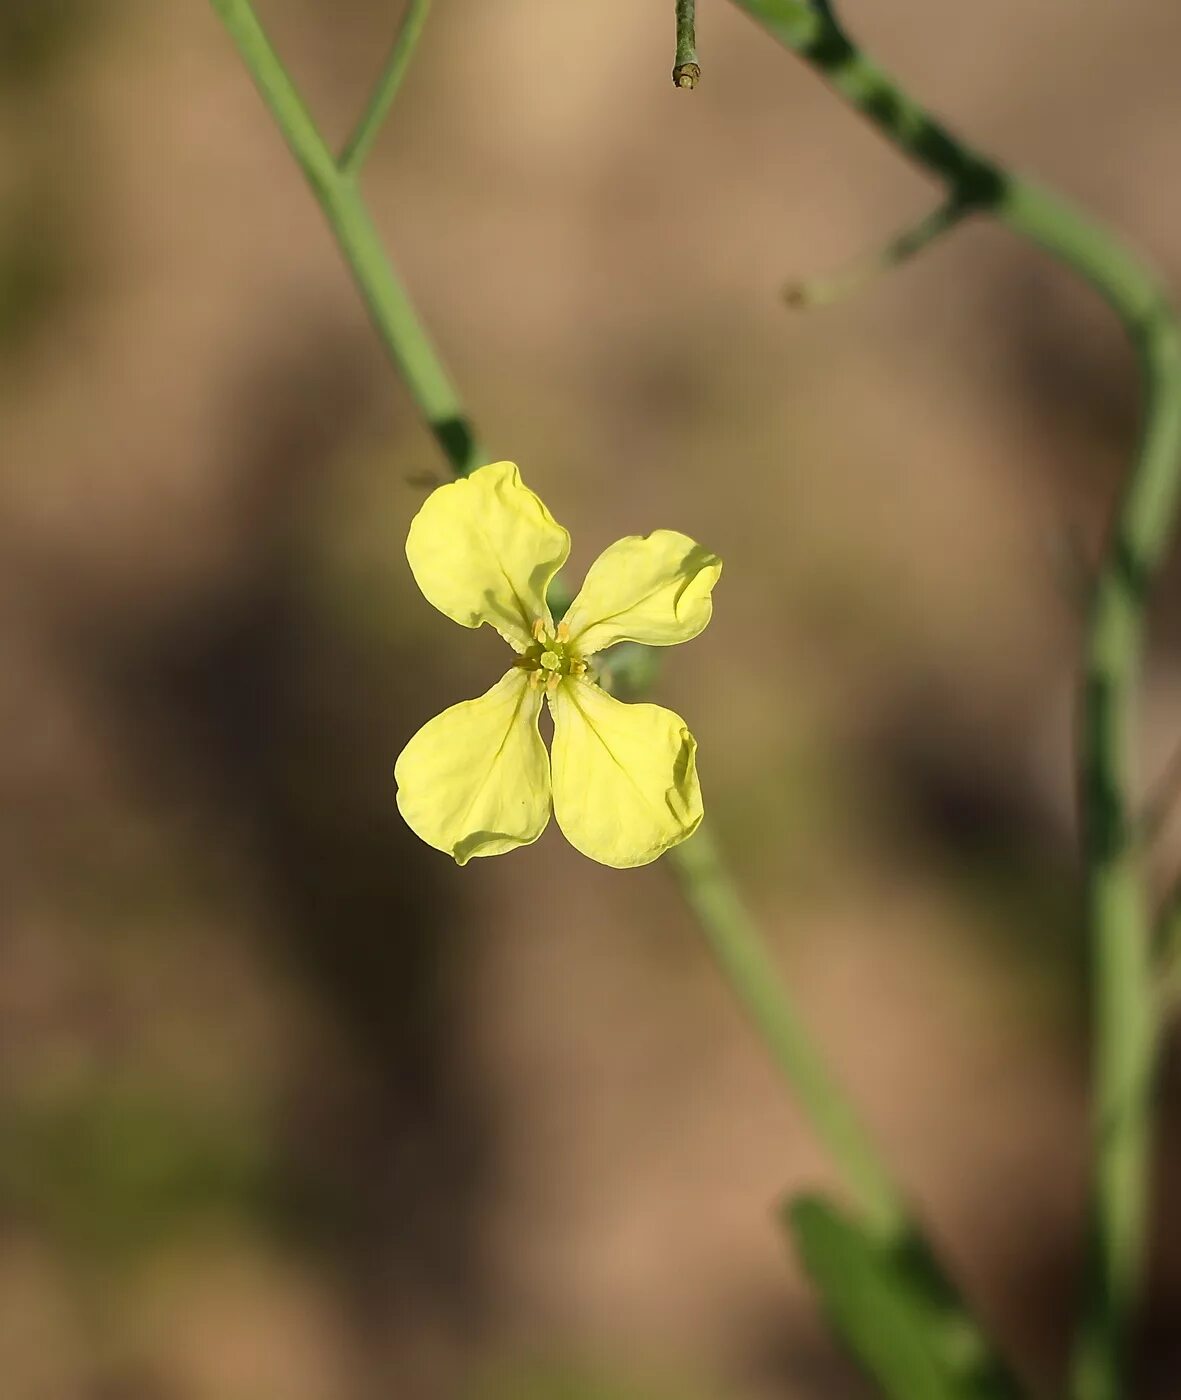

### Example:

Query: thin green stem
xmin=996 ymin=205 xmax=1180 ymax=1397
xmin=784 ymin=195 xmax=969 ymax=309
xmin=728 ymin=3 xmax=1181 ymax=1395
xmin=210 ymin=0 xmax=920 ymax=1257
xmin=673 ymin=0 xmax=700 ymax=88
xmin=339 ymin=0 xmax=433 ymax=176
xmin=669 ymin=827 xmax=905 ymax=1236
xmin=208 ymin=0 xmax=482 ymax=476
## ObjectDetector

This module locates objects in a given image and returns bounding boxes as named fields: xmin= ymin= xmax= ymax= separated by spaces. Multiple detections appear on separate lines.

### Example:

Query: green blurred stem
xmin=784 ymin=196 xmax=969 ymax=309
xmin=729 ymin=2 xmax=1181 ymax=1395
xmin=670 ymin=828 xmax=905 ymax=1236
xmin=207 ymin=0 xmax=482 ymax=476
xmin=339 ymin=0 xmax=433 ymax=175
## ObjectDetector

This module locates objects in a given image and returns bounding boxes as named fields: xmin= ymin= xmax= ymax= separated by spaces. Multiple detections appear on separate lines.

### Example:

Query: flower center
xmin=518 ymin=619 xmax=588 ymax=692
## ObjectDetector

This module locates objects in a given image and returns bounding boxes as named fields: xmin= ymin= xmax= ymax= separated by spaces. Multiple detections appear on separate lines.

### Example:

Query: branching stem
xmin=728 ymin=4 xmax=1181 ymax=1395
xmin=784 ymin=196 xmax=969 ymax=309
xmin=209 ymin=0 xmax=911 ymax=1257
xmin=208 ymin=0 xmax=481 ymax=475
xmin=340 ymin=0 xmax=433 ymax=176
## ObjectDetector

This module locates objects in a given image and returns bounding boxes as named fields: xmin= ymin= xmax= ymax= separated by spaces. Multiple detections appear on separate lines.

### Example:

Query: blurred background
xmin=4 ymin=1 xmax=1181 ymax=1396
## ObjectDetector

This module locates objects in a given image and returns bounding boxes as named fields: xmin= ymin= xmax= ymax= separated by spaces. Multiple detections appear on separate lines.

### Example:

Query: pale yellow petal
xmin=548 ymin=677 xmax=703 ymax=868
xmin=406 ymin=461 xmax=570 ymax=651
xmin=562 ymin=530 xmax=721 ymax=658
xmin=395 ymin=668 xmax=550 ymax=864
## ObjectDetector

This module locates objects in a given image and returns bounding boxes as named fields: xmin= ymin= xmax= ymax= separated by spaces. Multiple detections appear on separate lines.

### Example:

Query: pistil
xmin=521 ymin=617 xmax=587 ymax=688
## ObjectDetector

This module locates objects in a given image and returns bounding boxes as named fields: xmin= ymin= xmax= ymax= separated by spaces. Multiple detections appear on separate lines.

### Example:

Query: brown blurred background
xmin=4 ymin=1 xmax=1181 ymax=1396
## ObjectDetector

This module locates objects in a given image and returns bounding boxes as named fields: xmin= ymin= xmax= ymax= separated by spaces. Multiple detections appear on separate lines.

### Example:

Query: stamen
xmin=544 ymin=672 xmax=561 ymax=696
xmin=557 ymin=621 xmax=570 ymax=643
xmin=532 ymin=619 xmax=547 ymax=642
xmin=571 ymin=659 xmax=587 ymax=677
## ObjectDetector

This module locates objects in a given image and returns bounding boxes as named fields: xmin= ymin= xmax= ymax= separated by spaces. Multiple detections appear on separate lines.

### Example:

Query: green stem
xmin=208 ymin=0 xmax=482 ymax=476
xmin=784 ymin=195 xmax=969 ymax=309
xmin=339 ymin=0 xmax=434 ymax=176
xmin=210 ymin=0 xmax=916 ymax=1253
xmin=670 ymin=827 xmax=905 ymax=1236
xmin=728 ymin=3 xmax=1181 ymax=1394
xmin=1006 ymin=183 xmax=1181 ymax=1400
xmin=673 ymin=0 xmax=700 ymax=88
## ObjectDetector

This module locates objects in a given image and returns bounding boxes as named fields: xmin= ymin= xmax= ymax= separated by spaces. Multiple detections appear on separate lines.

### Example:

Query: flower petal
xmin=395 ymin=668 xmax=550 ymax=864
xmin=562 ymin=530 xmax=721 ymax=658
xmin=406 ymin=461 xmax=570 ymax=652
xmin=548 ymin=677 xmax=703 ymax=868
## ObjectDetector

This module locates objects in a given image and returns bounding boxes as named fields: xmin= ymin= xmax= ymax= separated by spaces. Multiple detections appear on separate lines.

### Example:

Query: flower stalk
xmin=669 ymin=827 xmax=906 ymax=1237
xmin=208 ymin=0 xmax=914 ymax=1236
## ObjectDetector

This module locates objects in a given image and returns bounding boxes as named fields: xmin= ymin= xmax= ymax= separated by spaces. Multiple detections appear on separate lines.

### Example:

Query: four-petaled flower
xmin=394 ymin=461 xmax=722 ymax=868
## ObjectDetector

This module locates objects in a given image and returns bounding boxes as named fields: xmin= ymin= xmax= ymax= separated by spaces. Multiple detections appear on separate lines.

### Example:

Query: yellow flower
xmin=394 ymin=461 xmax=722 ymax=869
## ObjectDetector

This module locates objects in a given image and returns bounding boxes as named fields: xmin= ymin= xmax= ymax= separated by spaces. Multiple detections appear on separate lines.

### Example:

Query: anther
xmin=557 ymin=621 xmax=570 ymax=643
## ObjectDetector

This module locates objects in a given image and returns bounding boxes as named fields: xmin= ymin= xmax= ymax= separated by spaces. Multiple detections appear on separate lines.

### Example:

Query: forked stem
xmin=784 ymin=196 xmax=969 ymax=309
xmin=727 ymin=3 xmax=1181 ymax=1394
xmin=207 ymin=0 xmax=915 ymax=1247
xmin=339 ymin=0 xmax=433 ymax=176
xmin=208 ymin=0 xmax=482 ymax=476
